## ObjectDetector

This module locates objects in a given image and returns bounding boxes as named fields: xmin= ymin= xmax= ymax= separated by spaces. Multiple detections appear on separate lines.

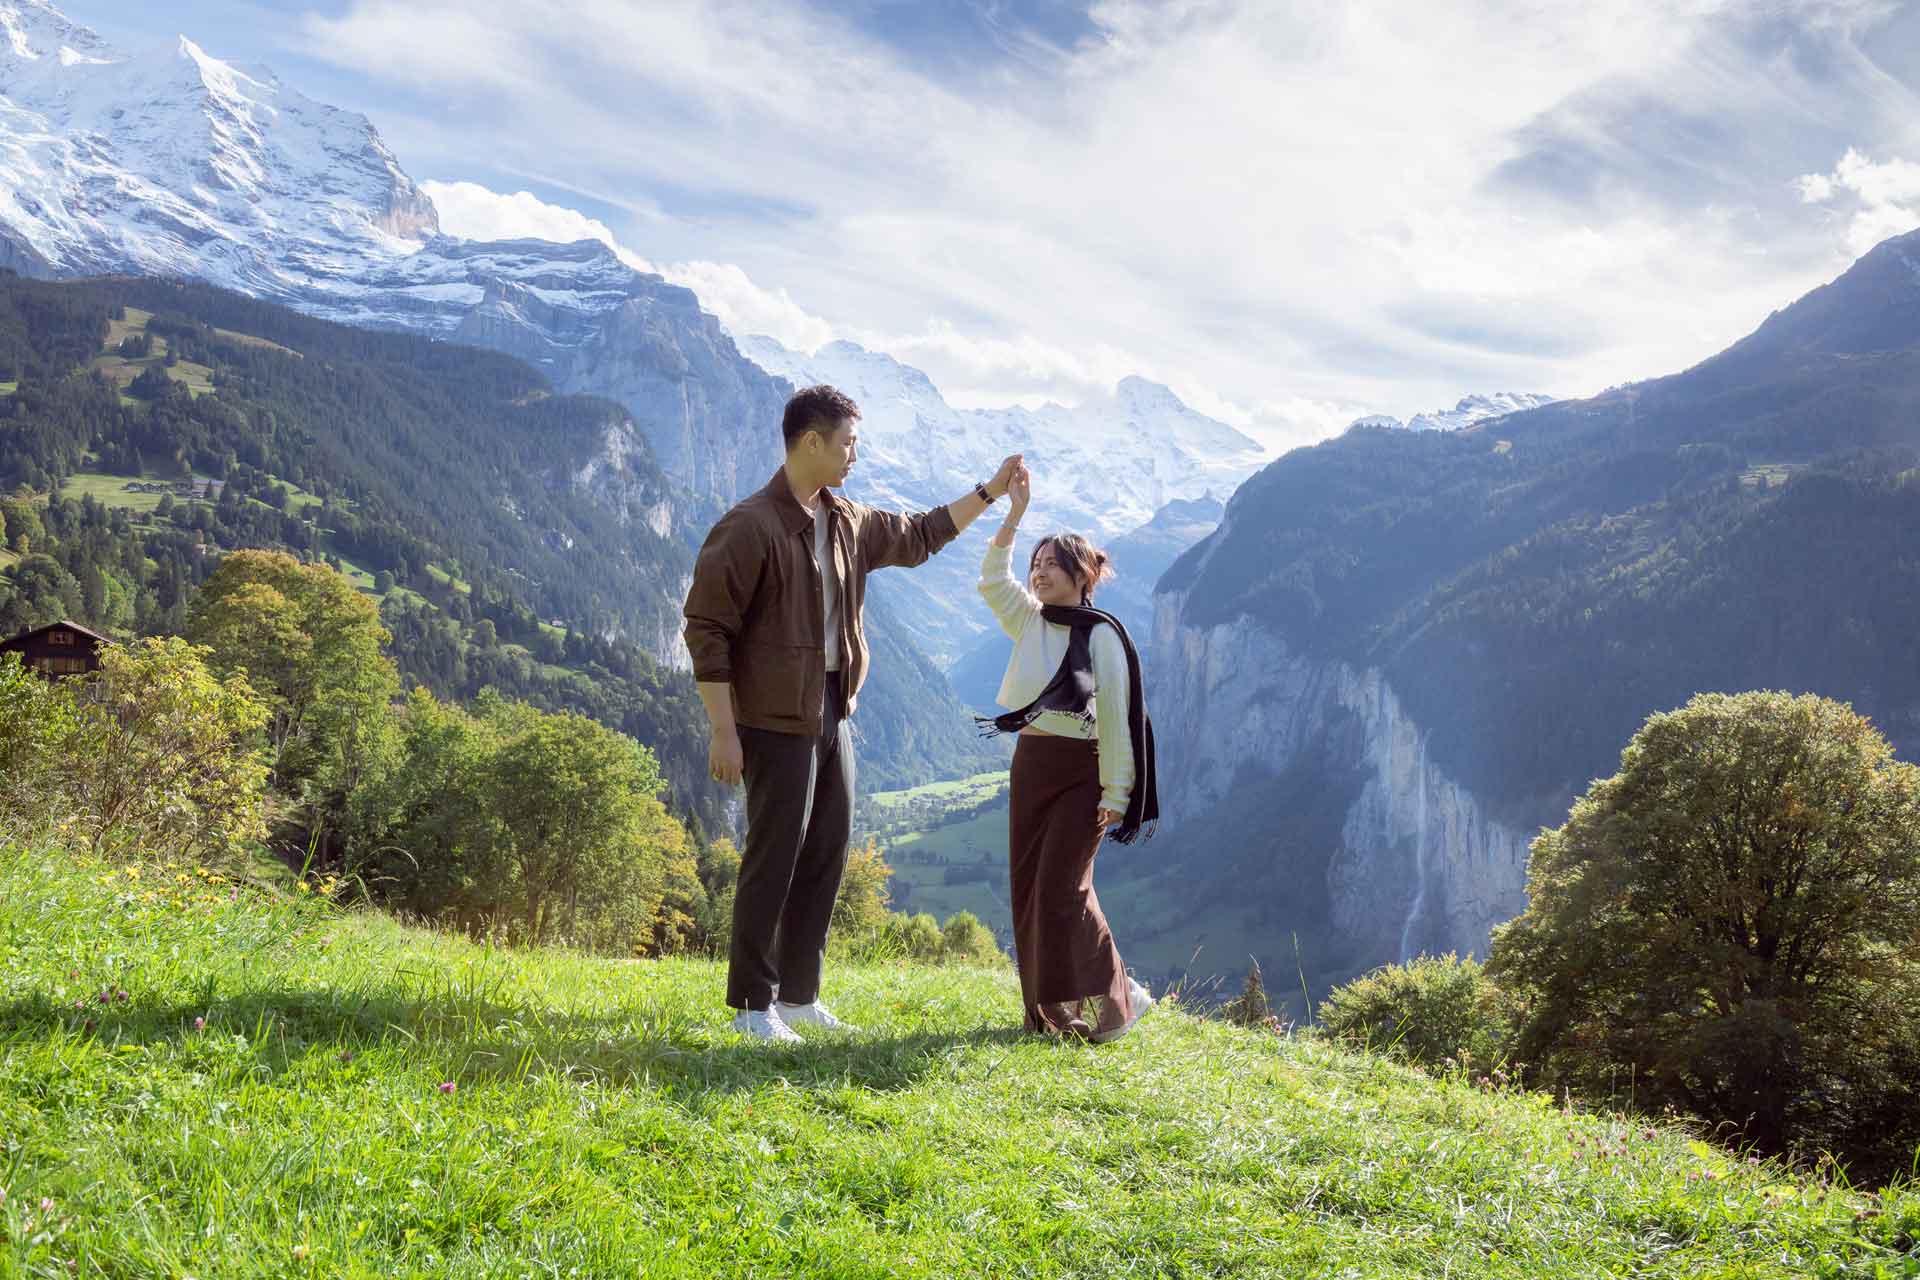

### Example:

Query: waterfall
xmin=1398 ymin=734 xmax=1429 ymax=964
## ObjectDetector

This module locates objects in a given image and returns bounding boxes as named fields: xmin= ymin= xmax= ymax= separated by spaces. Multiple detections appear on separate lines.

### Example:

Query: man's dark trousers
xmin=728 ymin=671 xmax=855 ymax=1010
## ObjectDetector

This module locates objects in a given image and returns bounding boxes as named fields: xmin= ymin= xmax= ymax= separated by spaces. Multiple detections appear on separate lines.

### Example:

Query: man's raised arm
xmin=862 ymin=454 xmax=1025 ymax=570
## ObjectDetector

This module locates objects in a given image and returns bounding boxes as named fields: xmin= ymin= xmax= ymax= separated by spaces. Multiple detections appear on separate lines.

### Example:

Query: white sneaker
xmin=1129 ymin=977 xmax=1155 ymax=1017
xmin=733 ymin=1007 xmax=802 ymax=1043
xmin=777 ymin=1000 xmax=860 ymax=1033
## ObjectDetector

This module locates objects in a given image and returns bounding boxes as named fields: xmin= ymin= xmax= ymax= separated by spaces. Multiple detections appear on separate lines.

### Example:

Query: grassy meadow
xmin=1 ymin=839 xmax=1916 ymax=1277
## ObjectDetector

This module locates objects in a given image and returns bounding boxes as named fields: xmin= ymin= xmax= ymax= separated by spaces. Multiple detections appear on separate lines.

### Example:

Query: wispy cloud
xmin=303 ymin=0 xmax=1920 ymax=426
xmin=1796 ymin=149 xmax=1920 ymax=257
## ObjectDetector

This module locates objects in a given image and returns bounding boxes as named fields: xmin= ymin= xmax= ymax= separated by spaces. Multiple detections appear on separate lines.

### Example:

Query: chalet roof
xmin=0 ymin=620 xmax=112 ymax=649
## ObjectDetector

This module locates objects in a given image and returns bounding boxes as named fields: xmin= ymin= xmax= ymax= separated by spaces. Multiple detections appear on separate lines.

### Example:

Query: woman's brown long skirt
xmin=1009 ymin=733 xmax=1132 ymax=1034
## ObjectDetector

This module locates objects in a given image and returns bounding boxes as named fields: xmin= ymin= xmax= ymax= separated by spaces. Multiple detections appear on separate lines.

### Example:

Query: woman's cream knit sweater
xmin=978 ymin=542 xmax=1135 ymax=813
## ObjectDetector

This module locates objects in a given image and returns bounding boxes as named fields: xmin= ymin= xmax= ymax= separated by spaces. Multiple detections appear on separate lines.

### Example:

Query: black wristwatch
xmin=974 ymin=481 xmax=995 ymax=504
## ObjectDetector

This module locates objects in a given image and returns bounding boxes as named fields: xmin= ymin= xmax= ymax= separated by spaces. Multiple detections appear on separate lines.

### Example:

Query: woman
xmin=976 ymin=464 xmax=1159 ymax=1041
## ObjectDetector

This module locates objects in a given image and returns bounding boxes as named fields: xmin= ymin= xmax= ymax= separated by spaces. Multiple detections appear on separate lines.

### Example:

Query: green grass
xmin=57 ymin=473 xmax=183 ymax=515
xmin=0 ymin=380 xmax=17 ymax=397
xmin=424 ymin=562 xmax=472 ymax=594
xmin=866 ymin=770 xmax=1010 ymax=811
xmin=883 ymin=804 xmax=1011 ymax=926
xmin=0 ymin=548 xmax=17 ymax=570
xmin=1 ymin=840 xmax=1915 ymax=1278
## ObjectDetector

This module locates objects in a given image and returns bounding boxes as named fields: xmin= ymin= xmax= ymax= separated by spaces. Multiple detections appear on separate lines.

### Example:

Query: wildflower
xmin=193 ymin=1017 xmax=205 ymax=1031
xmin=1642 ymin=1128 xmax=1656 ymax=1141
xmin=39 ymin=1198 xmax=52 ymax=1213
xmin=438 ymin=1081 xmax=456 ymax=1095
xmin=292 ymin=1244 xmax=309 ymax=1261
xmin=296 ymin=882 xmax=311 ymax=895
xmin=340 ymin=1050 xmax=354 ymax=1064
xmin=124 ymin=866 xmax=140 ymax=880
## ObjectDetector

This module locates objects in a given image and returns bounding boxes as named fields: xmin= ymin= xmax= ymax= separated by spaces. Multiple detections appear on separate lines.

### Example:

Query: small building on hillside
xmin=0 ymin=620 xmax=109 ymax=678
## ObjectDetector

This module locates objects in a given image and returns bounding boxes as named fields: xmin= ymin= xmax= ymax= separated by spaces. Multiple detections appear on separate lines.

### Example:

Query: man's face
xmin=816 ymin=419 xmax=858 ymax=487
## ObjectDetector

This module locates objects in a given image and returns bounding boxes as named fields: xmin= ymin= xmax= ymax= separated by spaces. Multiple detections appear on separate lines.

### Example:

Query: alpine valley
xmin=1104 ymin=225 xmax=1920 ymax=1006
xmin=10 ymin=0 xmax=1918 ymax=1006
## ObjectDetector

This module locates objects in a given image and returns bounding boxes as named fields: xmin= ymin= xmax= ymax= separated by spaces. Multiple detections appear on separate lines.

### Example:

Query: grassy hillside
xmin=2 ymin=840 xmax=1914 ymax=1277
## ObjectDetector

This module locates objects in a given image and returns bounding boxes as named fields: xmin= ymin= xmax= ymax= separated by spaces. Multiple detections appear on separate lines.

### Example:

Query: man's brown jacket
xmin=683 ymin=467 xmax=959 ymax=736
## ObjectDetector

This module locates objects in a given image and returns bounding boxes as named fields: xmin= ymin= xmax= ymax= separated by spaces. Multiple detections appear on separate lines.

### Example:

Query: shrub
xmin=0 ymin=653 xmax=81 ymax=836
xmin=1486 ymin=691 xmax=1920 ymax=1177
xmin=884 ymin=912 xmax=946 ymax=962
xmin=0 ymin=640 xmax=270 ymax=861
xmin=1317 ymin=953 xmax=1517 ymax=1066
xmin=832 ymin=838 xmax=895 ymax=940
xmin=938 ymin=911 xmax=999 ymax=963
xmin=1223 ymin=961 xmax=1277 ymax=1028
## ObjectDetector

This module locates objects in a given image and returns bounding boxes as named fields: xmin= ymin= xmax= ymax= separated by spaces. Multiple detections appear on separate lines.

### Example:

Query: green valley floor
xmin=0 ymin=841 xmax=1915 ymax=1278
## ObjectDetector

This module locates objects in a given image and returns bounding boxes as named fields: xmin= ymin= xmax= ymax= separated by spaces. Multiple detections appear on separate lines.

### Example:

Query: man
xmin=684 ymin=384 xmax=1021 ymax=1042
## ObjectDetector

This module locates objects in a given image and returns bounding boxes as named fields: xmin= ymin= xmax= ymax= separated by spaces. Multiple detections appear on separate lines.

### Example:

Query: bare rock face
xmin=1151 ymin=587 xmax=1533 ymax=968
xmin=554 ymin=291 xmax=789 ymax=512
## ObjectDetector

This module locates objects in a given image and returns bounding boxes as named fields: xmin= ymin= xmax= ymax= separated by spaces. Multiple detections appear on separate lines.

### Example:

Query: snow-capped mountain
xmin=739 ymin=337 xmax=1266 ymax=541
xmin=738 ymin=335 xmax=1268 ymax=661
xmin=1351 ymin=392 xmax=1557 ymax=433
xmin=0 ymin=0 xmax=1269 ymax=671
xmin=0 ymin=0 xmax=791 ymax=514
xmin=0 ymin=0 xmax=435 ymax=283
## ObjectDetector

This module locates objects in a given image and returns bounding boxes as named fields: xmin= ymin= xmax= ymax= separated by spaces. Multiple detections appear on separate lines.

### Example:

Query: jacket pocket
xmin=734 ymin=640 xmax=809 ymax=723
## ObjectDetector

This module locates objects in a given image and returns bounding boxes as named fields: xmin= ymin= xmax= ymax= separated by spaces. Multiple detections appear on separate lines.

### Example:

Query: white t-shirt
xmin=814 ymin=502 xmax=841 ymax=671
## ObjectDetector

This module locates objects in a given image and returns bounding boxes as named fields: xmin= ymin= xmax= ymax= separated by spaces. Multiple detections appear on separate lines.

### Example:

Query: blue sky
xmin=54 ymin=0 xmax=1920 ymax=446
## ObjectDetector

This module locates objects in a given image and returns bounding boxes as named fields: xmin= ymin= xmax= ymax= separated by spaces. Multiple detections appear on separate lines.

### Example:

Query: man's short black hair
xmin=782 ymin=385 xmax=860 ymax=449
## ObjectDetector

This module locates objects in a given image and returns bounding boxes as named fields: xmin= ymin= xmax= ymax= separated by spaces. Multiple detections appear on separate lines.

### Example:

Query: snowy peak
xmin=1350 ymin=392 xmax=1556 ymax=433
xmin=0 ymin=0 xmax=110 ymax=66
xmin=0 ymin=0 xmax=438 ymax=284
xmin=739 ymin=333 xmax=1269 ymax=538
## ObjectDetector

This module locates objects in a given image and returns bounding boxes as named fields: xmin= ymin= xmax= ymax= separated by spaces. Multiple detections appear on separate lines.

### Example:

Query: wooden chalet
xmin=0 ymin=620 xmax=109 ymax=679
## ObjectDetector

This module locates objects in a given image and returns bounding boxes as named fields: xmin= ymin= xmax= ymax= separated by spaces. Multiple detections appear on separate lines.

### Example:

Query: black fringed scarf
xmin=975 ymin=603 xmax=1159 ymax=844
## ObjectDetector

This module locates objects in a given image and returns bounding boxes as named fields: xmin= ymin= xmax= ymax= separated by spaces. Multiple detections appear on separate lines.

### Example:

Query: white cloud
xmin=1796 ymin=149 xmax=1920 ymax=256
xmin=418 ymin=180 xmax=839 ymax=354
xmin=311 ymin=0 xmax=1919 ymax=430
xmin=664 ymin=260 xmax=837 ymax=354
xmin=419 ymin=180 xmax=656 ymax=271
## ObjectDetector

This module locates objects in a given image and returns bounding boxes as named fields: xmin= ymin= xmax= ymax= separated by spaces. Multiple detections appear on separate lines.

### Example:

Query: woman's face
xmin=1029 ymin=545 xmax=1085 ymax=606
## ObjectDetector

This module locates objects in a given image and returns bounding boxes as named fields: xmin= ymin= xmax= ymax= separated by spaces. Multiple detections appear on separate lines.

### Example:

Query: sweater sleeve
xmin=978 ymin=543 xmax=1040 ymax=640
xmin=1090 ymin=623 xmax=1135 ymax=814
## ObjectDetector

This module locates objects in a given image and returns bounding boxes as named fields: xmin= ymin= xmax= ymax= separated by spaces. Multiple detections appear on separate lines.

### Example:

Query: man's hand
xmin=1096 ymin=806 xmax=1122 ymax=829
xmin=989 ymin=454 xmax=1023 ymax=500
xmin=709 ymin=729 xmax=744 ymax=786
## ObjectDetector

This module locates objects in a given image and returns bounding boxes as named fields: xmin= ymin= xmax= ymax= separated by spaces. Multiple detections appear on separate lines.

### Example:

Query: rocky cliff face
xmin=1151 ymin=588 xmax=1533 ymax=965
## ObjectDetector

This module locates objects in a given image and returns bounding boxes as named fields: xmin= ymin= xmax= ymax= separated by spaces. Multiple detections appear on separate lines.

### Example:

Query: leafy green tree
xmin=0 ymin=555 xmax=82 ymax=632
xmin=346 ymin=689 xmax=693 ymax=954
xmin=832 ymin=837 xmax=895 ymax=941
xmin=64 ymin=637 xmax=270 ymax=862
xmin=0 ymin=496 xmax=42 ymax=554
xmin=0 ymin=652 xmax=82 ymax=836
xmin=1488 ymin=691 xmax=1920 ymax=1170
xmin=186 ymin=549 xmax=397 ymax=801
xmin=482 ymin=702 xmax=686 ymax=949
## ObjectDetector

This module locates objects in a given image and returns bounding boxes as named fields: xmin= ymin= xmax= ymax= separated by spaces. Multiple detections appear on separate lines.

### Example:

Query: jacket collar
xmin=760 ymin=465 xmax=846 ymax=536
